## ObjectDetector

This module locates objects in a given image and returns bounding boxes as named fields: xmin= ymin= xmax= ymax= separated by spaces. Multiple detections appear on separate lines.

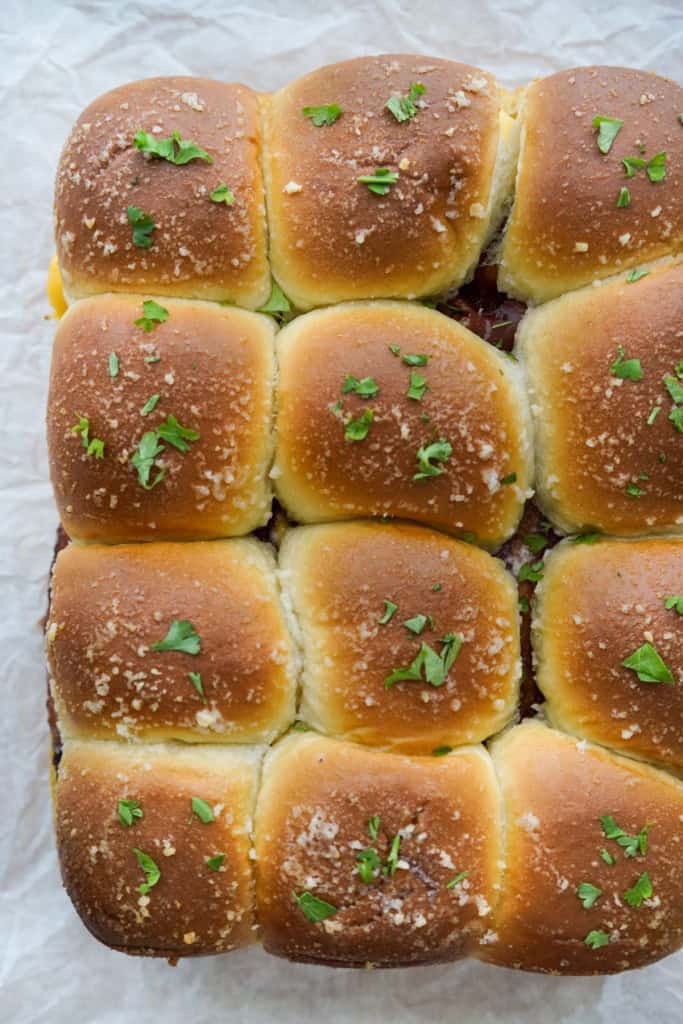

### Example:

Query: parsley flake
xmin=622 ymin=156 xmax=646 ymax=178
xmin=257 ymin=281 xmax=291 ymax=320
xmin=357 ymin=167 xmax=398 ymax=195
xmin=610 ymin=345 xmax=643 ymax=381
xmin=356 ymin=847 xmax=381 ymax=884
xmin=379 ymin=599 xmax=397 ymax=625
xmin=345 ymin=408 xmax=374 ymax=441
xmin=518 ymin=560 xmax=544 ymax=584
xmin=401 ymin=353 xmax=429 ymax=367
xmin=585 ymin=929 xmax=610 ymax=950
xmin=385 ymin=82 xmax=425 ymax=123
xmin=293 ymin=890 xmax=338 ymax=922
xmin=616 ymin=186 xmax=631 ymax=208
xmin=133 ymin=129 xmax=212 ymax=165
xmin=302 ymin=104 xmax=342 ymax=127
xmin=190 ymin=797 xmax=214 ymax=824
xmin=407 ymin=371 xmax=429 ymax=401
xmin=622 ymin=642 xmax=674 ymax=684
xmin=151 ymin=619 xmax=201 ymax=655
xmin=600 ymin=848 xmax=615 ymax=866
xmin=131 ymin=431 xmax=165 ymax=489
xmin=127 ymin=205 xmax=156 ymax=248
xmin=385 ymin=833 xmax=401 ymax=876
xmin=446 ymin=871 xmax=469 ymax=889
xmin=646 ymin=152 xmax=667 ymax=183
xmin=206 ymin=854 xmax=225 ymax=871
xmin=626 ymin=268 xmax=649 ymax=283
xmin=156 ymin=414 xmax=199 ymax=452
xmin=210 ymin=183 xmax=235 ymax=205
xmin=140 ymin=394 xmax=160 ymax=416
xmin=134 ymin=299 xmax=169 ymax=332
xmin=600 ymin=815 xmax=651 ymax=857
xmin=188 ymin=671 xmax=207 ymax=703
xmin=109 ymin=352 xmax=119 ymax=378
xmin=432 ymin=745 xmax=452 ymax=756
xmin=664 ymin=594 xmax=683 ymax=614
xmin=577 ymin=882 xmax=602 ymax=909
xmin=414 ymin=439 xmax=452 ymax=480
xmin=384 ymin=633 xmax=462 ymax=689
xmin=646 ymin=405 xmax=661 ymax=426
xmin=403 ymin=613 xmax=431 ymax=635
xmin=367 ymin=815 xmax=380 ymax=842
xmin=500 ymin=472 xmax=517 ymax=485
xmin=133 ymin=848 xmax=160 ymax=894
xmin=592 ymin=115 xmax=623 ymax=154
xmin=342 ymin=375 xmax=379 ymax=398
xmin=71 ymin=415 xmax=105 ymax=459
xmin=623 ymin=871 xmax=653 ymax=907
xmin=118 ymin=799 xmax=143 ymax=828
xmin=665 ymin=375 xmax=683 ymax=404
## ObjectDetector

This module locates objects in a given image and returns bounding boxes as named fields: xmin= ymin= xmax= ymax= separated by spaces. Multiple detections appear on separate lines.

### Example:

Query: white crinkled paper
xmin=1 ymin=1 xmax=681 ymax=1021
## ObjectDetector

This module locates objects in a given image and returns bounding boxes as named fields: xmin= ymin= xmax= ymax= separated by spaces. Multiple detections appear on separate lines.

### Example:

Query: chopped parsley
xmin=519 ymin=596 xmax=530 ymax=614
xmin=388 ymin=344 xmax=401 ymax=356
xmin=518 ymin=560 xmax=544 ymax=584
xmin=523 ymin=533 xmax=547 ymax=554
xmin=414 ymin=439 xmax=452 ymax=480
xmin=625 ymin=482 xmax=643 ymax=498
xmin=210 ymin=183 xmax=235 ymax=205
xmin=623 ymin=871 xmax=653 ymax=907
xmin=592 ymin=115 xmax=623 ymax=153
xmin=616 ymin=186 xmax=631 ymax=208
xmin=500 ymin=472 xmax=517 ymax=485
xmin=571 ymin=533 xmax=601 ymax=544
xmin=188 ymin=671 xmax=207 ymax=703
xmin=622 ymin=642 xmax=674 ymax=684
xmin=406 ymin=371 xmax=428 ymax=401
xmin=670 ymin=407 xmax=683 ymax=432
xmin=342 ymin=375 xmax=378 ymax=398
xmin=584 ymin=929 xmax=610 ymax=950
xmin=131 ymin=430 xmax=165 ymax=489
xmin=190 ymin=797 xmax=214 ymax=824
xmin=302 ymin=104 xmax=342 ymax=126
xmin=117 ymin=799 xmax=143 ymax=828
xmin=379 ymin=599 xmax=398 ymax=625
xmin=665 ymin=375 xmax=683 ymax=404
xmin=151 ymin=619 xmax=201 ymax=655
xmin=140 ymin=393 xmax=161 ymax=416
xmin=293 ymin=890 xmax=338 ymax=922
xmin=156 ymin=414 xmax=199 ymax=452
xmin=134 ymin=299 xmax=169 ymax=332
xmin=446 ymin=871 xmax=469 ymax=889
xmin=403 ymin=613 xmax=431 ymax=635
xmin=664 ymin=594 xmax=683 ymax=614
xmin=577 ymin=882 xmax=602 ymax=909
xmin=646 ymin=152 xmax=667 ymax=183
xmin=384 ymin=632 xmax=462 ymax=689
xmin=344 ymin=408 xmax=374 ymax=441
xmin=356 ymin=847 xmax=382 ymax=883
xmin=626 ymin=268 xmax=649 ymax=283
xmin=357 ymin=167 xmax=398 ymax=195
xmin=133 ymin=129 xmax=212 ymax=165
xmin=367 ymin=815 xmax=380 ymax=842
xmin=385 ymin=82 xmax=425 ymax=122
xmin=385 ymin=834 xmax=401 ymax=876
xmin=71 ymin=415 xmax=105 ymax=459
xmin=206 ymin=854 xmax=225 ymax=871
xmin=647 ymin=405 xmax=661 ymax=425
xmin=600 ymin=815 xmax=651 ymax=857
xmin=127 ymin=205 xmax=156 ymax=248
xmin=610 ymin=345 xmax=643 ymax=381
xmin=109 ymin=352 xmax=119 ymax=378
xmin=600 ymin=848 xmax=615 ymax=866
xmin=257 ymin=281 xmax=291 ymax=320
xmin=432 ymin=583 xmax=442 ymax=592
xmin=622 ymin=156 xmax=646 ymax=178
xmin=133 ymin=848 xmax=160 ymax=894
xmin=401 ymin=353 xmax=429 ymax=367
xmin=432 ymin=745 xmax=453 ymax=756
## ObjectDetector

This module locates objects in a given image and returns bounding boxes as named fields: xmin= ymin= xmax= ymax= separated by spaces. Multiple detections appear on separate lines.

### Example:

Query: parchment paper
xmin=1 ymin=1 xmax=681 ymax=1021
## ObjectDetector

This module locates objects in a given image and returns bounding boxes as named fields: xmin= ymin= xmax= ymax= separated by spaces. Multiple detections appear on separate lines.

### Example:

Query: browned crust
xmin=47 ymin=295 xmax=275 ymax=542
xmin=55 ymin=740 xmax=260 ymax=956
xmin=483 ymin=722 xmax=683 ymax=974
xmin=273 ymin=301 xmax=532 ymax=548
xmin=254 ymin=733 xmax=502 ymax=966
xmin=519 ymin=261 xmax=683 ymax=535
xmin=264 ymin=55 xmax=511 ymax=309
xmin=534 ymin=538 xmax=683 ymax=770
xmin=280 ymin=521 xmax=520 ymax=753
xmin=55 ymin=77 xmax=270 ymax=307
xmin=46 ymin=540 xmax=297 ymax=744
xmin=499 ymin=67 xmax=683 ymax=303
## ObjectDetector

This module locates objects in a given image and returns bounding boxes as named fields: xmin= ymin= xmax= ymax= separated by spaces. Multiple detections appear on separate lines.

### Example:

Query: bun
xmin=499 ymin=67 xmax=683 ymax=303
xmin=264 ymin=55 xmax=517 ymax=310
xmin=518 ymin=261 xmax=683 ymax=536
xmin=273 ymin=301 xmax=532 ymax=548
xmin=483 ymin=721 xmax=683 ymax=974
xmin=47 ymin=539 xmax=297 ymax=744
xmin=54 ymin=77 xmax=270 ymax=308
xmin=533 ymin=537 xmax=683 ymax=771
xmin=280 ymin=520 xmax=520 ymax=753
xmin=55 ymin=739 xmax=261 ymax=956
xmin=47 ymin=294 xmax=275 ymax=542
xmin=254 ymin=732 xmax=502 ymax=966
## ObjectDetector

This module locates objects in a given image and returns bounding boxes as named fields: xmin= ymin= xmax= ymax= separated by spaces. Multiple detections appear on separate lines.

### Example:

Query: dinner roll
xmin=254 ymin=733 xmax=502 ymax=966
xmin=498 ymin=67 xmax=683 ymax=303
xmin=47 ymin=295 xmax=275 ymax=542
xmin=518 ymin=261 xmax=683 ymax=536
xmin=54 ymin=76 xmax=270 ymax=307
xmin=481 ymin=721 xmax=683 ymax=974
xmin=47 ymin=540 xmax=297 ymax=744
xmin=279 ymin=521 xmax=520 ymax=753
xmin=55 ymin=739 xmax=260 ymax=956
xmin=533 ymin=537 xmax=683 ymax=771
xmin=264 ymin=55 xmax=517 ymax=309
xmin=273 ymin=301 xmax=532 ymax=547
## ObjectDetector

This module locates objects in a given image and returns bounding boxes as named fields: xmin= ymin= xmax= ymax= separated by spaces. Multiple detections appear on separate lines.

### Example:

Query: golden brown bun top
xmin=55 ymin=76 xmax=269 ymax=306
xmin=534 ymin=537 xmax=683 ymax=770
xmin=56 ymin=739 xmax=260 ymax=956
xmin=486 ymin=721 xmax=683 ymax=974
xmin=280 ymin=521 xmax=519 ymax=753
xmin=519 ymin=261 xmax=683 ymax=535
xmin=255 ymin=732 xmax=502 ymax=966
xmin=47 ymin=539 xmax=296 ymax=744
xmin=500 ymin=66 xmax=683 ymax=303
xmin=274 ymin=301 xmax=532 ymax=548
xmin=265 ymin=55 xmax=506 ymax=309
xmin=47 ymin=294 xmax=275 ymax=543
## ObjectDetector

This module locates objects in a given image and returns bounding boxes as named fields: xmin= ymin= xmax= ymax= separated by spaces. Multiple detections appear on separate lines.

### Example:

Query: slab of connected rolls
xmin=45 ymin=56 xmax=683 ymax=974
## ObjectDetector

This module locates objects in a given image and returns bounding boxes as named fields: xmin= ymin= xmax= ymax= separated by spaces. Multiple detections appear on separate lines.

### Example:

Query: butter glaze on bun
xmin=280 ymin=521 xmax=520 ymax=753
xmin=518 ymin=261 xmax=683 ymax=537
xmin=47 ymin=295 xmax=275 ymax=542
xmin=264 ymin=55 xmax=518 ymax=309
xmin=499 ymin=67 xmax=683 ymax=303
xmin=55 ymin=739 xmax=261 ymax=956
xmin=54 ymin=76 xmax=270 ymax=307
xmin=273 ymin=301 xmax=532 ymax=548
xmin=254 ymin=733 xmax=502 ymax=966
xmin=47 ymin=540 xmax=297 ymax=744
